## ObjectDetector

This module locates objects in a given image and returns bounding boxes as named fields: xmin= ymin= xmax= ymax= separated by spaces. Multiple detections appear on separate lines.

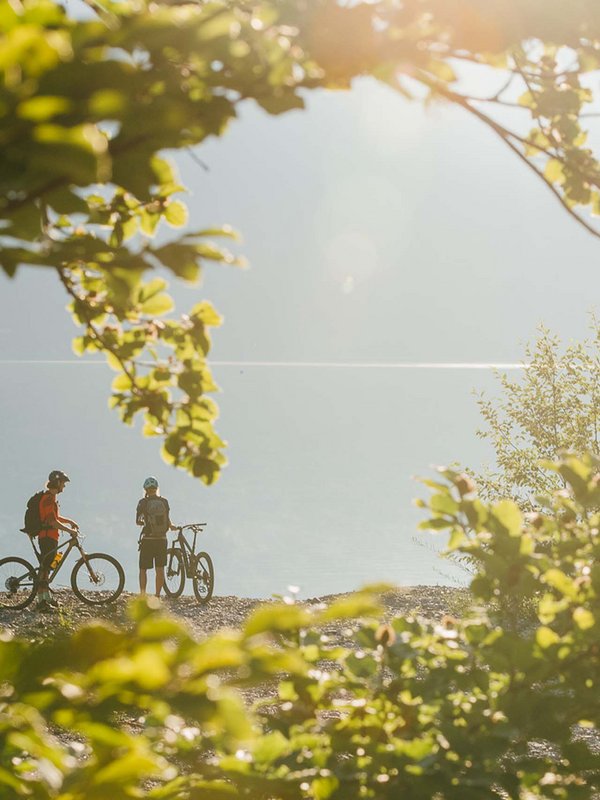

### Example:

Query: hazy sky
xmin=2 ymin=77 xmax=600 ymax=598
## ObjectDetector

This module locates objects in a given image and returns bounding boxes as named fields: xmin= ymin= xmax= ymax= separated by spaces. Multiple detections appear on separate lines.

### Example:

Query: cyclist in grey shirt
xmin=136 ymin=477 xmax=176 ymax=597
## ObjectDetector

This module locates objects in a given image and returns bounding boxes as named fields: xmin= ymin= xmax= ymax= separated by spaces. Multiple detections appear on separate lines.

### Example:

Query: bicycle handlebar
xmin=175 ymin=523 xmax=207 ymax=533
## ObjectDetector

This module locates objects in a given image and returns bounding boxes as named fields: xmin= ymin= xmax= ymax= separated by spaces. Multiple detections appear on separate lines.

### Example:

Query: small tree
xmin=473 ymin=322 xmax=600 ymax=506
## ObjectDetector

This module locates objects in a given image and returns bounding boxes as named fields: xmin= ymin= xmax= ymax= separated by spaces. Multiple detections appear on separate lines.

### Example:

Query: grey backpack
xmin=143 ymin=497 xmax=169 ymax=536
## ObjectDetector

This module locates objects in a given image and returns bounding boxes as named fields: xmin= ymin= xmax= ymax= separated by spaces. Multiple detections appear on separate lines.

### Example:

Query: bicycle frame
xmin=171 ymin=524 xmax=206 ymax=578
xmin=31 ymin=535 xmax=103 ymax=585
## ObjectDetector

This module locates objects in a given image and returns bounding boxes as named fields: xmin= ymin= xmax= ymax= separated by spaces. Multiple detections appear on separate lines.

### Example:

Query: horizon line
xmin=0 ymin=359 xmax=528 ymax=369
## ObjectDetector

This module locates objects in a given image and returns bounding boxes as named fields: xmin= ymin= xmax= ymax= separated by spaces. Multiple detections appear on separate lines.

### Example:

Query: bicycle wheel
xmin=192 ymin=551 xmax=214 ymax=604
xmin=163 ymin=547 xmax=185 ymax=598
xmin=0 ymin=557 xmax=37 ymax=610
xmin=71 ymin=553 xmax=125 ymax=605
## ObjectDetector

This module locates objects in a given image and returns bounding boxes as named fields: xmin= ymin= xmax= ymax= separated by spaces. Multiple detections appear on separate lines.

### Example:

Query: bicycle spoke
xmin=71 ymin=554 xmax=124 ymax=604
xmin=0 ymin=558 xmax=37 ymax=609
xmin=192 ymin=552 xmax=214 ymax=604
xmin=163 ymin=548 xmax=185 ymax=598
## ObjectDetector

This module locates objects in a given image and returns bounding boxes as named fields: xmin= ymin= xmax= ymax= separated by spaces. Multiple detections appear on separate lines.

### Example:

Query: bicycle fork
xmin=78 ymin=551 xmax=101 ymax=584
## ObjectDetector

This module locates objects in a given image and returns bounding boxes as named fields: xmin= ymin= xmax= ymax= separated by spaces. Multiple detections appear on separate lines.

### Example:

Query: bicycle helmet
xmin=143 ymin=476 xmax=159 ymax=490
xmin=48 ymin=470 xmax=70 ymax=483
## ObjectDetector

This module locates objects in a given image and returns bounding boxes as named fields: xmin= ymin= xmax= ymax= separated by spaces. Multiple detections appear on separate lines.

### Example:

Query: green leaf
xmin=112 ymin=373 xmax=132 ymax=391
xmin=492 ymin=500 xmax=522 ymax=536
xmin=312 ymin=776 xmax=340 ymax=799
xmin=418 ymin=518 xmax=453 ymax=531
xmin=252 ymin=731 xmax=290 ymax=764
xmin=573 ymin=607 xmax=595 ymax=630
xmin=317 ymin=592 xmax=381 ymax=622
xmin=448 ymin=528 xmax=467 ymax=549
xmin=140 ymin=209 xmax=161 ymax=236
xmin=536 ymin=626 xmax=560 ymax=648
xmin=543 ymin=568 xmax=578 ymax=599
xmin=244 ymin=604 xmax=310 ymax=637
xmin=197 ymin=225 xmax=239 ymax=240
xmin=544 ymin=158 xmax=565 ymax=184
xmin=140 ymin=293 xmax=174 ymax=316
xmin=17 ymin=95 xmax=72 ymax=121
xmin=430 ymin=493 xmax=458 ymax=515
xmin=189 ymin=301 xmax=222 ymax=326
xmin=151 ymin=155 xmax=176 ymax=185
xmin=164 ymin=200 xmax=188 ymax=227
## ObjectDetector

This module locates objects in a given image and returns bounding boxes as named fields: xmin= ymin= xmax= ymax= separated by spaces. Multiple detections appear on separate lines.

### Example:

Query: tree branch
xmin=413 ymin=69 xmax=600 ymax=241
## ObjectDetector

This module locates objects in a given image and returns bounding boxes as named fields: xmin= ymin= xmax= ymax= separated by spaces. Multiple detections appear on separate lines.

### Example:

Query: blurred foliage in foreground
xmin=2 ymin=454 xmax=600 ymax=798
xmin=471 ymin=319 xmax=600 ymax=509
xmin=5 ymin=0 xmax=600 ymax=481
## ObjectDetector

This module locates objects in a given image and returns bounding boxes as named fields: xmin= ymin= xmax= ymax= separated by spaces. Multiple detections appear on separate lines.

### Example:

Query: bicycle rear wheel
xmin=0 ymin=557 xmax=37 ymax=609
xmin=71 ymin=553 xmax=125 ymax=605
xmin=163 ymin=547 xmax=185 ymax=598
xmin=192 ymin=551 xmax=214 ymax=604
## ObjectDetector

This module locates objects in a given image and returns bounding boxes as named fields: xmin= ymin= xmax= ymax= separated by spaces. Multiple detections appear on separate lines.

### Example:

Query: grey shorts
xmin=139 ymin=537 xmax=167 ymax=570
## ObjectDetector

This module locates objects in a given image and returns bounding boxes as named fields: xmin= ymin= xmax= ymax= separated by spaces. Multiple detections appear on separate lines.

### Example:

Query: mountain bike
xmin=0 ymin=534 xmax=125 ymax=609
xmin=163 ymin=523 xmax=214 ymax=604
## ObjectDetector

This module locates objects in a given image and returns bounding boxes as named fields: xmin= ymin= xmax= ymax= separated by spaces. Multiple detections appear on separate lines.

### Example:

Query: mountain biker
xmin=37 ymin=469 xmax=79 ymax=611
xmin=136 ymin=477 xmax=176 ymax=597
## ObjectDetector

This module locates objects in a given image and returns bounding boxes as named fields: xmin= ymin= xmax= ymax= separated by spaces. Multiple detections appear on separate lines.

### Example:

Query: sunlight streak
xmin=0 ymin=360 xmax=527 ymax=369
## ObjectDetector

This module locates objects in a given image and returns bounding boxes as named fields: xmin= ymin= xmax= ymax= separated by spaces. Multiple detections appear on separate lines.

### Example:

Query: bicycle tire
xmin=192 ymin=551 xmax=214 ymax=604
xmin=163 ymin=547 xmax=185 ymax=598
xmin=71 ymin=553 xmax=125 ymax=605
xmin=0 ymin=557 xmax=38 ymax=610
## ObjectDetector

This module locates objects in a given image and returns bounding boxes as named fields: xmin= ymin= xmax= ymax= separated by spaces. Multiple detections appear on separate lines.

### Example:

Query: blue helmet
xmin=143 ymin=476 xmax=159 ymax=490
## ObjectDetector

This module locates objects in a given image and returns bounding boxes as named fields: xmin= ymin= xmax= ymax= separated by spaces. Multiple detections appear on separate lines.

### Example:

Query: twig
xmin=186 ymin=148 xmax=210 ymax=172
xmin=56 ymin=267 xmax=140 ymax=389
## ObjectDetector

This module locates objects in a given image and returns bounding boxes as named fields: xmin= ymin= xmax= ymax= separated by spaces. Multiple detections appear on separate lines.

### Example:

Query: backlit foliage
xmin=473 ymin=322 xmax=600 ymax=507
xmin=4 ymin=0 xmax=600 ymax=479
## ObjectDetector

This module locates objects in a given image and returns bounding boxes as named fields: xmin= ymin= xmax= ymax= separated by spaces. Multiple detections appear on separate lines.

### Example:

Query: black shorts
xmin=38 ymin=536 xmax=58 ymax=572
xmin=139 ymin=537 xmax=167 ymax=570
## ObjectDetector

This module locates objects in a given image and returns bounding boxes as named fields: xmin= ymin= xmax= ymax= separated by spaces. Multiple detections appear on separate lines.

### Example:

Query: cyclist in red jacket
xmin=37 ymin=469 xmax=79 ymax=611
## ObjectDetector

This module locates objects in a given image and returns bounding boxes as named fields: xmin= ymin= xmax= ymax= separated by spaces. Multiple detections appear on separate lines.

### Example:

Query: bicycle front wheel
xmin=71 ymin=553 xmax=125 ymax=605
xmin=192 ymin=552 xmax=214 ymax=604
xmin=0 ymin=557 xmax=37 ymax=610
xmin=163 ymin=547 xmax=185 ymax=598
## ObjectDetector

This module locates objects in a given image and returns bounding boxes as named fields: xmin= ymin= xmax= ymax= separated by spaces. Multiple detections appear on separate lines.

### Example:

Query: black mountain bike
xmin=0 ymin=534 xmax=125 ymax=609
xmin=163 ymin=523 xmax=214 ymax=604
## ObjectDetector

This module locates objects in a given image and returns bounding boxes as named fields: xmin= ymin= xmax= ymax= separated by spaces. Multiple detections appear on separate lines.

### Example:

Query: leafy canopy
xmin=2 ymin=453 xmax=600 ymax=798
xmin=5 ymin=0 xmax=600 ymax=480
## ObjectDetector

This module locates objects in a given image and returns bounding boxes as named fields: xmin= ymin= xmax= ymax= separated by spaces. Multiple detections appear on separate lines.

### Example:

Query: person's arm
xmin=136 ymin=500 xmax=145 ymax=526
xmin=166 ymin=500 xmax=177 ymax=531
xmin=58 ymin=515 xmax=78 ymax=529
xmin=47 ymin=513 xmax=78 ymax=535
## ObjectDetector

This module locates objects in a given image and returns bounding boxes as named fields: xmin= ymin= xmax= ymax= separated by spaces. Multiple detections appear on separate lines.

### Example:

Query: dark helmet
xmin=48 ymin=470 xmax=70 ymax=484
xmin=143 ymin=476 xmax=159 ymax=490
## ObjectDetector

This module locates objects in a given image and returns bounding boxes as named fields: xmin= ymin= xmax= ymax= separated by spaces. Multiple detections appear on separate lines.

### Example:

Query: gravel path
xmin=0 ymin=585 xmax=467 ymax=642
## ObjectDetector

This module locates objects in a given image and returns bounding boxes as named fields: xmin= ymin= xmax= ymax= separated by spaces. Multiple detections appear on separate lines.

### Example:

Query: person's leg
xmin=139 ymin=541 xmax=150 ymax=594
xmin=37 ymin=537 xmax=57 ymax=608
xmin=155 ymin=567 xmax=164 ymax=597
xmin=155 ymin=539 xmax=167 ymax=597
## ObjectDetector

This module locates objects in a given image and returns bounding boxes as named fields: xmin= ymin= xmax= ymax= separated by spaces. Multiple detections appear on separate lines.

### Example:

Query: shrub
xmin=2 ymin=455 xmax=600 ymax=798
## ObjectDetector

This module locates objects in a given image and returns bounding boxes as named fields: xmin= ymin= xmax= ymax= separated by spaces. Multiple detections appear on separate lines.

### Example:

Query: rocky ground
xmin=0 ymin=584 xmax=468 ymax=642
